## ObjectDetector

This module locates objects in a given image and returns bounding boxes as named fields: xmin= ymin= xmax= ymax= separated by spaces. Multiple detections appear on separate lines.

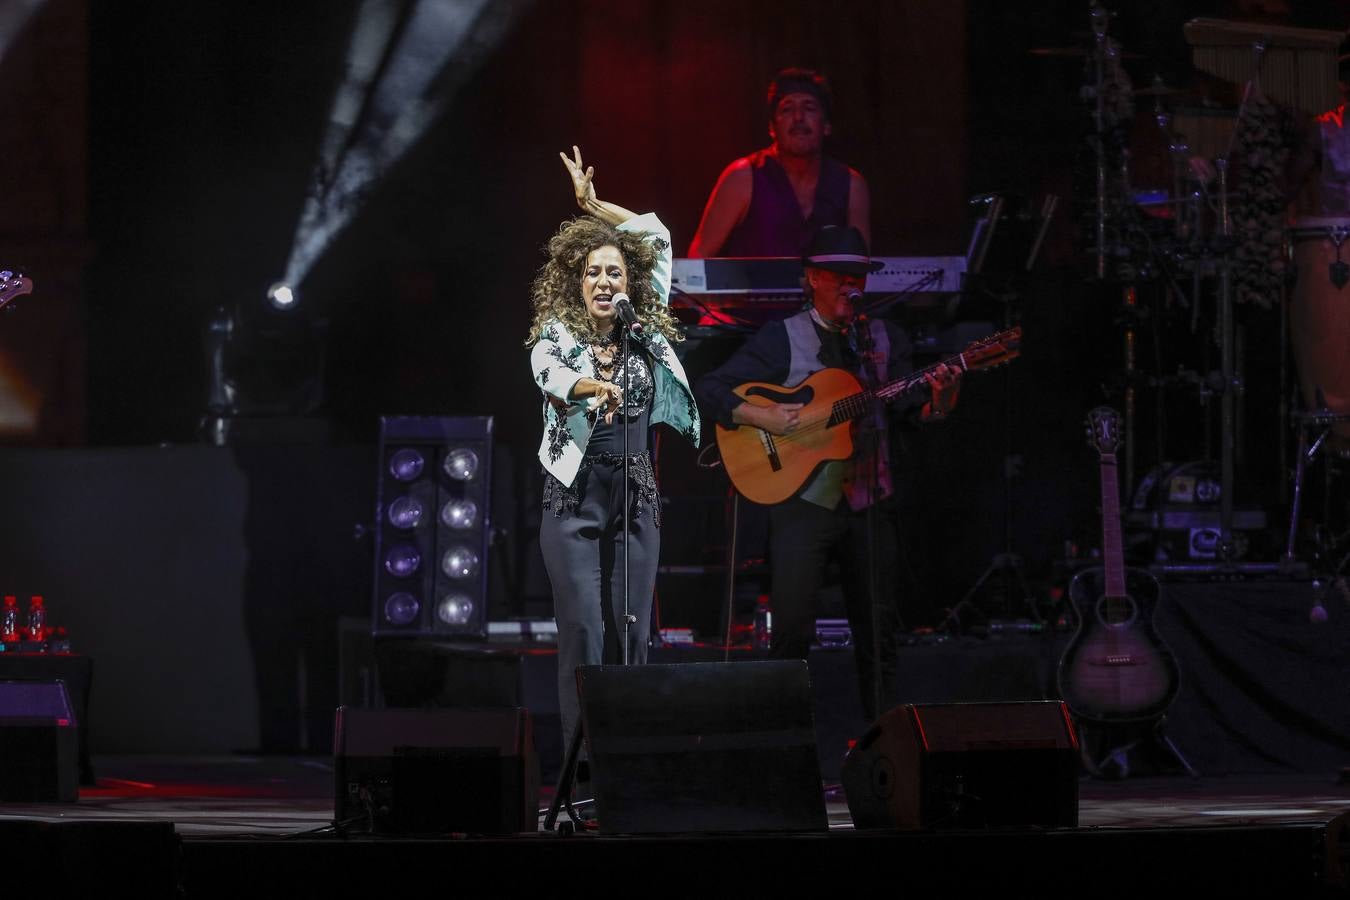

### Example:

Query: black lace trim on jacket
xmin=542 ymin=452 xmax=661 ymax=526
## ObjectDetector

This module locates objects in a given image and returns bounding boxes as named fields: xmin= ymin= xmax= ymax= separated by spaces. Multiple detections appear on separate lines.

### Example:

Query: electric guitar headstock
xmin=958 ymin=325 xmax=1022 ymax=373
xmin=0 ymin=271 xmax=33 ymax=312
xmin=1086 ymin=406 xmax=1122 ymax=457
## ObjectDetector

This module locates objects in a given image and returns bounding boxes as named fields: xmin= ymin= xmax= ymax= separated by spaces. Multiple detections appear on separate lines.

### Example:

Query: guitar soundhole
xmin=1095 ymin=594 xmax=1137 ymax=628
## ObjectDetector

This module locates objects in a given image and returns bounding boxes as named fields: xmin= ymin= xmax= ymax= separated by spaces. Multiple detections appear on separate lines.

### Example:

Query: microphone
xmin=613 ymin=293 xmax=643 ymax=333
xmin=844 ymin=289 xmax=864 ymax=305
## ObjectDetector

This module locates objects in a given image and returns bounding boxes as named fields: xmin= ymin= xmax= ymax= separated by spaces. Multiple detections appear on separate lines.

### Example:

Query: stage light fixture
xmin=384 ymin=592 xmax=420 ymax=627
xmin=436 ymin=593 xmax=474 ymax=627
xmin=442 ymin=447 xmax=479 ymax=481
xmin=388 ymin=449 xmax=425 ymax=481
xmin=440 ymin=546 xmax=479 ymax=580
xmin=440 ymin=498 xmax=478 ymax=530
xmin=384 ymin=544 xmax=422 ymax=578
xmin=386 ymin=496 xmax=425 ymax=530
xmin=372 ymin=416 xmax=493 ymax=638
xmin=266 ymin=282 xmax=298 ymax=310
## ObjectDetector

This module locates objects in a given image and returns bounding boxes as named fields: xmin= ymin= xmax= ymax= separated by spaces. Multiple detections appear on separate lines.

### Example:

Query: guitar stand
xmin=1083 ymin=716 xmax=1199 ymax=780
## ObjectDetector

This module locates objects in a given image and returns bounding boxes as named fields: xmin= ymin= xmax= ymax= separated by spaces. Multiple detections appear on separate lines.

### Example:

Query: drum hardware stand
xmin=1278 ymin=275 xmax=1290 ymax=505
xmin=1123 ymin=285 xmax=1139 ymax=505
xmin=1327 ymin=226 xmax=1350 ymax=288
xmin=1214 ymin=156 xmax=1240 ymax=564
xmin=1210 ymin=39 xmax=1275 ymax=567
xmin=1090 ymin=1 xmax=1111 ymax=281
xmin=1282 ymin=393 xmax=1349 ymax=569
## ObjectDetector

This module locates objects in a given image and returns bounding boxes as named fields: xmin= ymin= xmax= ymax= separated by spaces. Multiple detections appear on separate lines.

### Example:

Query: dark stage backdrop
xmin=77 ymin=0 xmax=969 ymax=451
xmin=4 ymin=0 xmax=1348 ymax=756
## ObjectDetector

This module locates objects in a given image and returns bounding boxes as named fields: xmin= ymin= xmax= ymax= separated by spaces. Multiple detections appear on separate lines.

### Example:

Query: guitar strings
xmin=749 ymin=333 xmax=1017 ymax=446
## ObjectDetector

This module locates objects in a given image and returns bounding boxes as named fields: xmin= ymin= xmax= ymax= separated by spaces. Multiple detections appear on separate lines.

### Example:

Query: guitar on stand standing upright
xmin=1057 ymin=406 xmax=1194 ymax=778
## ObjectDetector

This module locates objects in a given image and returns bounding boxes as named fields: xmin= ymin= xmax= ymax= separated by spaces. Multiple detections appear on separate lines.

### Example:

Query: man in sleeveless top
xmin=694 ymin=226 xmax=961 ymax=723
xmin=687 ymin=67 xmax=871 ymax=257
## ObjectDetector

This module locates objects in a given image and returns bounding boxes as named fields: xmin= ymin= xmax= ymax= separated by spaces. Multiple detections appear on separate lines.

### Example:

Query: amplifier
xmin=0 ymin=679 xmax=79 ymax=802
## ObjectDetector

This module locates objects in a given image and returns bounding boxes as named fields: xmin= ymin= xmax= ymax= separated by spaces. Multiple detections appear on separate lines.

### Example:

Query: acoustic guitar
xmin=1056 ymin=406 xmax=1180 ymax=723
xmin=714 ymin=327 xmax=1021 ymax=505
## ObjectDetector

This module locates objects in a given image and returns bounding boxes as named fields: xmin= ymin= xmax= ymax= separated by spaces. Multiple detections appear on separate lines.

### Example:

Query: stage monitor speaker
xmin=842 ymin=700 xmax=1079 ymax=830
xmin=333 ymin=706 xmax=539 ymax=834
xmin=0 ymin=679 xmax=79 ymax=802
xmin=577 ymin=660 xmax=827 ymax=834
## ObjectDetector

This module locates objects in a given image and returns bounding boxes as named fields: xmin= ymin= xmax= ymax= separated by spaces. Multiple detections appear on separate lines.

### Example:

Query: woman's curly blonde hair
xmin=525 ymin=216 xmax=683 ymax=346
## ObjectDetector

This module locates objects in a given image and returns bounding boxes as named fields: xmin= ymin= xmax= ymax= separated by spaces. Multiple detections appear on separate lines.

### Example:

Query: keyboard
xmin=671 ymin=256 xmax=966 ymax=296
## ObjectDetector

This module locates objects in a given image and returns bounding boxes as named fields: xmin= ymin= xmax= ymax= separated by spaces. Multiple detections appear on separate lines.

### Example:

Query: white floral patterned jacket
xmin=530 ymin=213 xmax=700 ymax=487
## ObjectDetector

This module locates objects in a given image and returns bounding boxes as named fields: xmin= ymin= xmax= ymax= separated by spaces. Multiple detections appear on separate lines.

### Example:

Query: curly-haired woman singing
xmin=528 ymin=147 xmax=700 ymax=790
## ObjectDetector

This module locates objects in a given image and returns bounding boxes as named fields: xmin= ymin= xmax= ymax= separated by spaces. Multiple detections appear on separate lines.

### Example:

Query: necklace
xmin=590 ymin=329 xmax=623 ymax=381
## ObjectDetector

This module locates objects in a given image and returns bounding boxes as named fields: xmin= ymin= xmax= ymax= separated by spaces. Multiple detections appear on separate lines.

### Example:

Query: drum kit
xmin=1044 ymin=5 xmax=1350 ymax=573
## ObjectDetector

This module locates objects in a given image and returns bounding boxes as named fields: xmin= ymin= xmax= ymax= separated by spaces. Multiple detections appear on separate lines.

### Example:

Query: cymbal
xmin=1027 ymin=46 xmax=1143 ymax=59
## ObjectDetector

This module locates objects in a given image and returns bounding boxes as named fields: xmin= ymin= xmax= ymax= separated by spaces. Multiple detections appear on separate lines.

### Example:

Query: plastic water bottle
xmin=26 ymin=595 xmax=45 ymax=645
xmin=1 ymin=595 xmax=18 ymax=643
xmin=753 ymin=595 xmax=772 ymax=651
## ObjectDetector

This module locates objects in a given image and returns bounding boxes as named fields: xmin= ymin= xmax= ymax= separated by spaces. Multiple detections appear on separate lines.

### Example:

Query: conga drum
xmin=1289 ymin=216 xmax=1350 ymax=455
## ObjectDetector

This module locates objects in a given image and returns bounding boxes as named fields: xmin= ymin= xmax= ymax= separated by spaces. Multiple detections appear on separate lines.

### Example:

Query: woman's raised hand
xmin=560 ymin=145 xmax=597 ymax=211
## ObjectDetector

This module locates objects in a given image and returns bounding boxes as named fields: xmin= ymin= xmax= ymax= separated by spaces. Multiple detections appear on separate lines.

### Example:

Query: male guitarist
xmin=694 ymin=225 xmax=961 ymax=722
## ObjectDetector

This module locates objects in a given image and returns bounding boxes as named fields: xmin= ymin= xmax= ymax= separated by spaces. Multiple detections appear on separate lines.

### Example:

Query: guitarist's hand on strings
xmin=921 ymin=363 xmax=962 ymax=422
xmin=732 ymin=401 xmax=804 ymax=436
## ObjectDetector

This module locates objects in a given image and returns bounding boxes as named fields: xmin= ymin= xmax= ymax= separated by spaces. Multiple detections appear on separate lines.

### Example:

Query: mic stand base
xmin=543 ymin=722 xmax=589 ymax=833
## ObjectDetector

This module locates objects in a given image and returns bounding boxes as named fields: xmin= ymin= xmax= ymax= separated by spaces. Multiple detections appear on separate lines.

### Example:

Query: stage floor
xmin=0 ymin=754 xmax=1346 ymax=834
xmin=3 ymin=756 xmax=1348 ymax=897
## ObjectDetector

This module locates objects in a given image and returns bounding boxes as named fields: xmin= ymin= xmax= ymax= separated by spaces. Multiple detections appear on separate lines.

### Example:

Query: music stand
xmin=938 ymin=195 xmax=1057 ymax=633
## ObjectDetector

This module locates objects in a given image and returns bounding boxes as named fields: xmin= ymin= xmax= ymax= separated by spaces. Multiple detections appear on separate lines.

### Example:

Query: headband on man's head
xmin=766 ymin=67 xmax=833 ymax=122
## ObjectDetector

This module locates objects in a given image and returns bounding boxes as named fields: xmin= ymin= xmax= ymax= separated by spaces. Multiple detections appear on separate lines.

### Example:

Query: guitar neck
xmin=1099 ymin=452 xmax=1127 ymax=597
xmin=829 ymin=354 xmax=965 ymax=425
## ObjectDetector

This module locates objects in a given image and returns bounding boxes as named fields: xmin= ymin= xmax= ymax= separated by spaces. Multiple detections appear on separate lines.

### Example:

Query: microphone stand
xmin=545 ymin=314 xmax=639 ymax=834
xmin=849 ymin=314 xmax=885 ymax=722
xmin=621 ymin=321 xmax=636 ymax=664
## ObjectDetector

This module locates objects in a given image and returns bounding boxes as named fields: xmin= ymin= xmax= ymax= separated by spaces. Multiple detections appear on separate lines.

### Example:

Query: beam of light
xmin=0 ymin=0 xmax=45 ymax=68
xmin=281 ymin=0 xmax=531 ymax=291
